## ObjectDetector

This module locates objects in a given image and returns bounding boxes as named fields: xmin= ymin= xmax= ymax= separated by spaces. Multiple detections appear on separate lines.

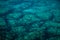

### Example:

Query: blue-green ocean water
xmin=0 ymin=0 xmax=60 ymax=40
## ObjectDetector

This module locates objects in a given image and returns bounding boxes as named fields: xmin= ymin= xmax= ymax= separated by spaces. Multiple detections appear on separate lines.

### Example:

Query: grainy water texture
xmin=0 ymin=0 xmax=60 ymax=40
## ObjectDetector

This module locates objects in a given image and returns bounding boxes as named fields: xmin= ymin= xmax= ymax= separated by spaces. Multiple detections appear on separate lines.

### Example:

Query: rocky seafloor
xmin=0 ymin=0 xmax=60 ymax=40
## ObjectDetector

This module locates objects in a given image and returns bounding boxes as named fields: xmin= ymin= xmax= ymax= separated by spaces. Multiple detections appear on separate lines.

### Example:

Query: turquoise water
xmin=0 ymin=0 xmax=60 ymax=40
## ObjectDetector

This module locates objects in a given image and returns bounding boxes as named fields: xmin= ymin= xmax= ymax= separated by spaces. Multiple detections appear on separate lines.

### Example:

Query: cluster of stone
xmin=0 ymin=0 xmax=60 ymax=40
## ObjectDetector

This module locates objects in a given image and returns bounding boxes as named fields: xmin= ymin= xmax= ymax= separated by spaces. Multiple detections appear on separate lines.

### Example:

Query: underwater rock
xmin=0 ymin=0 xmax=60 ymax=40
xmin=42 ymin=21 xmax=60 ymax=35
xmin=6 ymin=12 xmax=23 ymax=19
xmin=53 ymin=9 xmax=60 ymax=23
xmin=47 ymin=37 xmax=60 ymax=40
xmin=18 ymin=14 xmax=40 ymax=25
xmin=0 ymin=18 xmax=6 ymax=26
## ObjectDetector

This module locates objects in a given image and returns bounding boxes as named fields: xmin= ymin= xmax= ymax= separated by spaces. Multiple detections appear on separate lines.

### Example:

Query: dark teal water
xmin=0 ymin=0 xmax=60 ymax=40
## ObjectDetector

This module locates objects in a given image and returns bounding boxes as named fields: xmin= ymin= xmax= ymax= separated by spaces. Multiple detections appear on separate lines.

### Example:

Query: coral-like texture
xmin=0 ymin=0 xmax=60 ymax=40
